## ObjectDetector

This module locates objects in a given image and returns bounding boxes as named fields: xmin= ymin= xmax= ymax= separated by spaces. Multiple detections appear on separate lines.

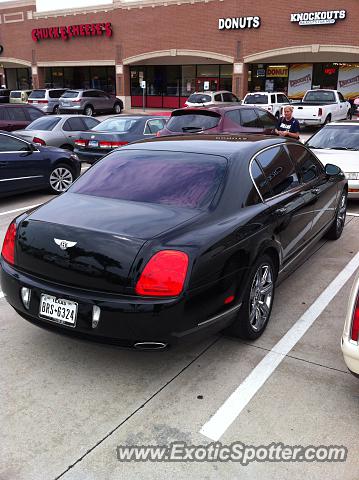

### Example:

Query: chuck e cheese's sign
xmin=32 ymin=22 xmax=112 ymax=42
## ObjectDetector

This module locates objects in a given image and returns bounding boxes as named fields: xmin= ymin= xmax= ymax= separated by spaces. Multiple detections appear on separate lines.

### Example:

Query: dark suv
xmin=157 ymin=105 xmax=277 ymax=136
xmin=0 ymin=104 xmax=45 ymax=131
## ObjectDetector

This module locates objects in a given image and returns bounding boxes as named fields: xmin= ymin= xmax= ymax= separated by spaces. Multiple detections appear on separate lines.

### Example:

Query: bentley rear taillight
xmin=135 ymin=250 xmax=189 ymax=297
xmin=1 ymin=222 xmax=16 ymax=265
xmin=350 ymin=293 xmax=359 ymax=342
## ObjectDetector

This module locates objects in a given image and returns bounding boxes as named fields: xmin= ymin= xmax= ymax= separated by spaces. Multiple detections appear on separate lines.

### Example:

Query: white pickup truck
xmin=284 ymin=89 xmax=351 ymax=127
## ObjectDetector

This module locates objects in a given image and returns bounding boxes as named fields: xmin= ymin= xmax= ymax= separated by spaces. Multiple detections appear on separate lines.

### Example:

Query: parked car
xmin=0 ymin=104 xmax=45 ymax=132
xmin=28 ymin=89 xmax=68 ymax=114
xmin=157 ymin=105 xmax=277 ymax=137
xmin=74 ymin=115 xmax=168 ymax=163
xmin=10 ymin=90 xmax=32 ymax=104
xmin=185 ymin=91 xmax=240 ymax=107
xmin=0 ymin=131 xmax=81 ymax=197
xmin=15 ymin=115 xmax=100 ymax=150
xmin=352 ymin=97 xmax=359 ymax=118
xmin=342 ymin=271 xmax=359 ymax=377
xmin=285 ymin=89 xmax=351 ymax=127
xmin=0 ymin=89 xmax=11 ymax=103
xmin=59 ymin=89 xmax=123 ymax=116
xmin=306 ymin=120 xmax=359 ymax=198
xmin=0 ymin=135 xmax=347 ymax=349
xmin=243 ymin=92 xmax=290 ymax=119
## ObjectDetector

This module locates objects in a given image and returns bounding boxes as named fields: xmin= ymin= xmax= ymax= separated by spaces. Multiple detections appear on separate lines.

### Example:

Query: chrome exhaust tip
xmin=134 ymin=342 xmax=168 ymax=351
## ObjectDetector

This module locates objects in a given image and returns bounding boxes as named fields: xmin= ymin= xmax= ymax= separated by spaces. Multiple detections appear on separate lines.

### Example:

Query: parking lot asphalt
xmin=1 ymin=131 xmax=359 ymax=479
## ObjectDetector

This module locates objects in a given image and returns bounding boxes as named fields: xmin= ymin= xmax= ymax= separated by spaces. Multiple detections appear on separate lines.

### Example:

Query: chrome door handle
xmin=311 ymin=188 xmax=320 ymax=195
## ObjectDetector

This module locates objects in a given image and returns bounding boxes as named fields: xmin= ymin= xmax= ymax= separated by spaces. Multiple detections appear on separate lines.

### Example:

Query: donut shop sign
xmin=32 ymin=22 xmax=112 ymax=42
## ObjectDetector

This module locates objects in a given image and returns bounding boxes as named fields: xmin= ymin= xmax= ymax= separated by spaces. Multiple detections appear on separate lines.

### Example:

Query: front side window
xmin=250 ymin=159 xmax=271 ymax=201
xmin=63 ymin=117 xmax=87 ymax=131
xmin=214 ymin=94 xmax=222 ymax=101
xmin=239 ymin=109 xmax=260 ymax=128
xmin=256 ymin=110 xmax=276 ymax=129
xmin=27 ymin=108 xmax=43 ymax=121
xmin=6 ymin=107 xmax=27 ymax=121
xmin=255 ymin=146 xmax=299 ymax=198
xmin=287 ymin=144 xmax=323 ymax=183
xmin=0 ymin=134 xmax=29 ymax=152
xmin=70 ymin=150 xmax=227 ymax=209
xmin=49 ymin=90 xmax=67 ymax=98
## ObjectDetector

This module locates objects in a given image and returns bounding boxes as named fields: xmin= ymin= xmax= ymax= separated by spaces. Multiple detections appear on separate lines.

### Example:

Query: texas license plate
xmin=39 ymin=294 xmax=78 ymax=327
xmin=88 ymin=140 xmax=98 ymax=147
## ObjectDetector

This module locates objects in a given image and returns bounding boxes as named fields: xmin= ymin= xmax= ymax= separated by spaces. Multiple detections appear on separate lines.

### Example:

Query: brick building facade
xmin=0 ymin=0 xmax=358 ymax=109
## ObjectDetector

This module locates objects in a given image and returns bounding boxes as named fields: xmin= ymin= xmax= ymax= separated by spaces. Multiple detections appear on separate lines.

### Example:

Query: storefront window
xmin=181 ymin=65 xmax=196 ymax=96
xmin=312 ymin=63 xmax=338 ymax=90
xmin=43 ymin=66 xmax=115 ymax=93
xmin=220 ymin=64 xmax=232 ymax=91
xmin=5 ymin=68 xmax=31 ymax=89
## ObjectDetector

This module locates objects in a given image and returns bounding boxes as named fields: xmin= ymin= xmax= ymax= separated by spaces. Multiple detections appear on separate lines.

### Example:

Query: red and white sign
xmin=337 ymin=65 xmax=359 ymax=100
xmin=288 ymin=64 xmax=313 ymax=99
xmin=32 ymin=22 xmax=112 ymax=42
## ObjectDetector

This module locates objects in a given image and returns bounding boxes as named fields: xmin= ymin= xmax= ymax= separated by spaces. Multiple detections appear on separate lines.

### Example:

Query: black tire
xmin=324 ymin=114 xmax=331 ymax=125
xmin=113 ymin=102 xmax=122 ymax=114
xmin=84 ymin=105 xmax=94 ymax=116
xmin=275 ymin=112 xmax=280 ymax=120
xmin=48 ymin=163 xmax=74 ymax=194
xmin=346 ymin=110 xmax=352 ymax=120
xmin=325 ymin=190 xmax=347 ymax=240
xmin=227 ymin=254 xmax=276 ymax=340
xmin=53 ymin=105 xmax=59 ymax=114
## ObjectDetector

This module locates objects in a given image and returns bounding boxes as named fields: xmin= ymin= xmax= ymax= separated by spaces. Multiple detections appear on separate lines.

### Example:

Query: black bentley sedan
xmin=73 ymin=115 xmax=168 ymax=164
xmin=0 ymin=135 xmax=347 ymax=349
xmin=0 ymin=130 xmax=81 ymax=197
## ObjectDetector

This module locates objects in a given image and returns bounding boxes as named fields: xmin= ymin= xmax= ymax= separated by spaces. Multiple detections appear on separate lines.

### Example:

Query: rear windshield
xmin=92 ymin=117 xmax=139 ymax=132
xmin=303 ymin=91 xmax=336 ymax=103
xmin=187 ymin=94 xmax=212 ymax=104
xmin=29 ymin=90 xmax=46 ymax=99
xmin=25 ymin=117 xmax=61 ymax=131
xmin=166 ymin=112 xmax=220 ymax=132
xmin=244 ymin=94 xmax=268 ymax=104
xmin=10 ymin=91 xmax=21 ymax=98
xmin=70 ymin=150 xmax=227 ymax=209
xmin=61 ymin=91 xmax=80 ymax=98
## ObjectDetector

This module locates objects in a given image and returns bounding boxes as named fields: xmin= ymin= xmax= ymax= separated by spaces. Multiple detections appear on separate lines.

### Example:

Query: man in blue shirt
xmin=275 ymin=105 xmax=300 ymax=140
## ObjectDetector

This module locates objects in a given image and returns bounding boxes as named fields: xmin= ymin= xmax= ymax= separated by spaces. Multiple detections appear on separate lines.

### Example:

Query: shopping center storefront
xmin=0 ymin=0 xmax=358 ymax=108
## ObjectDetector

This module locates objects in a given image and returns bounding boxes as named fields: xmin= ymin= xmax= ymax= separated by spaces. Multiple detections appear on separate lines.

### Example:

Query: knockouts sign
xmin=218 ymin=16 xmax=260 ymax=30
xmin=291 ymin=10 xmax=346 ymax=26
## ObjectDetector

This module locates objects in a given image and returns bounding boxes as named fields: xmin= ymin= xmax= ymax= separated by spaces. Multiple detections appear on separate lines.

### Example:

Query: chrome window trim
xmin=0 ymin=175 xmax=44 ymax=182
xmin=0 ymin=132 xmax=39 ymax=152
xmin=248 ymin=143 xmax=303 ymax=203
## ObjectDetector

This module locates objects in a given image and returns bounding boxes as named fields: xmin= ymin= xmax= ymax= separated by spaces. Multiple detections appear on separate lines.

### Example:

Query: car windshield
xmin=10 ymin=91 xmax=21 ymax=98
xmin=187 ymin=94 xmax=212 ymax=103
xmin=303 ymin=91 xmax=336 ymax=103
xmin=244 ymin=94 xmax=268 ymax=104
xmin=307 ymin=125 xmax=359 ymax=150
xmin=166 ymin=112 xmax=220 ymax=132
xmin=92 ymin=118 xmax=139 ymax=132
xmin=61 ymin=91 xmax=80 ymax=98
xmin=29 ymin=90 xmax=46 ymax=99
xmin=25 ymin=117 xmax=61 ymax=131
xmin=70 ymin=150 xmax=227 ymax=209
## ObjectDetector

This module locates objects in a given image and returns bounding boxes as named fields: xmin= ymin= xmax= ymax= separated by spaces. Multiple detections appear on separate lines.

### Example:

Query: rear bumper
xmin=59 ymin=106 xmax=83 ymax=113
xmin=348 ymin=180 xmax=359 ymax=199
xmin=341 ymin=336 xmax=359 ymax=375
xmin=73 ymin=148 xmax=105 ymax=163
xmin=297 ymin=118 xmax=322 ymax=126
xmin=0 ymin=260 xmax=239 ymax=348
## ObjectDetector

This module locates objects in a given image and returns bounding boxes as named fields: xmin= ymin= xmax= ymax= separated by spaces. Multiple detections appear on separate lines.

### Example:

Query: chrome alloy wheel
xmin=336 ymin=192 xmax=347 ymax=233
xmin=249 ymin=263 xmax=274 ymax=331
xmin=49 ymin=167 xmax=73 ymax=193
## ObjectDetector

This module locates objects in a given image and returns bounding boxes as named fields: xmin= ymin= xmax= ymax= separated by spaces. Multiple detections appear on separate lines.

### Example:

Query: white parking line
xmin=0 ymin=291 xmax=4 ymax=299
xmin=0 ymin=204 xmax=41 ymax=217
xmin=200 ymin=251 xmax=359 ymax=441
xmin=347 ymin=212 xmax=359 ymax=217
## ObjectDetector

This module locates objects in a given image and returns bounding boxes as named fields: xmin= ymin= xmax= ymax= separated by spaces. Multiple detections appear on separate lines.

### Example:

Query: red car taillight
xmin=135 ymin=250 xmax=189 ymax=297
xmin=33 ymin=137 xmax=46 ymax=146
xmin=74 ymin=139 xmax=88 ymax=147
xmin=1 ymin=222 xmax=16 ymax=265
xmin=99 ymin=141 xmax=128 ymax=149
xmin=350 ymin=293 xmax=359 ymax=342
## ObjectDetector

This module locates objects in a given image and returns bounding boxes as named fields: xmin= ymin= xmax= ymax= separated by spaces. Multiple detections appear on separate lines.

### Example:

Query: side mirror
xmin=325 ymin=163 xmax=341 ymax=176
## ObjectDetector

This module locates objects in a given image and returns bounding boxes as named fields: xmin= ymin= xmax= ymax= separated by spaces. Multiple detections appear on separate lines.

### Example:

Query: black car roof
xmin=124 ymin=134 xmax=299 ymax=158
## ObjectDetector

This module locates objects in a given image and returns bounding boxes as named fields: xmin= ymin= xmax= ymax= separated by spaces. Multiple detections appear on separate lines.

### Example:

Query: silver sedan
xmin=14 ymin=115 xmax=100 ymax=150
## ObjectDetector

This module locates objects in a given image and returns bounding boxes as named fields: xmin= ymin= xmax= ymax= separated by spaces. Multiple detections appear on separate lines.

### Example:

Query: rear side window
xmin=239 ymin=109 xmax=260 ymax=128
xmin=166 ymin=112 xmax=220 ymax=132
xmin=63 ymin=117 xmax=87 ymax=131
xmin=271 ymin=94 xmax=276 ymax=103
xmin=49 ymin=90 xmax=67 ymax=98
xmin=255 ymin=146 xmax=299 ymax=198
xmin=70 ymin=150 xmax=227 ymax=209
xmin=27 ymin=108 xmax=43 ymax=121
xmin=244 ymin=94 xmax=268 ymax=104
xmin=25 ymin=117 xmax=61 ymax=131
xmin=6 ymin=107 xmax=27 ymax=121
xmin=29 ymin=90 xmax=46 ymax=99
xmin=287 ymin=144 xmax=323 ymax=183
xmin=187 ymin=94 xmax=211 ymax=103
xmin=250 ymin=159 xmax=272 ymax=201
xmin=0 ymin=134 xmax=29 ymax=151
xmin=0 ymin=108 xmax=9 ymax=120
xmin=277 ymin=94 xmax=289 ymax=103
xmin=256 ymin=110 xmax=277 ymax=129
xmin=144 ymin=119 xmax=166 ymax=134
xmin=82 ymin=117 xmax=99 ymax=130
xmin=224 ymin=110 xmax=241 ymax=126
